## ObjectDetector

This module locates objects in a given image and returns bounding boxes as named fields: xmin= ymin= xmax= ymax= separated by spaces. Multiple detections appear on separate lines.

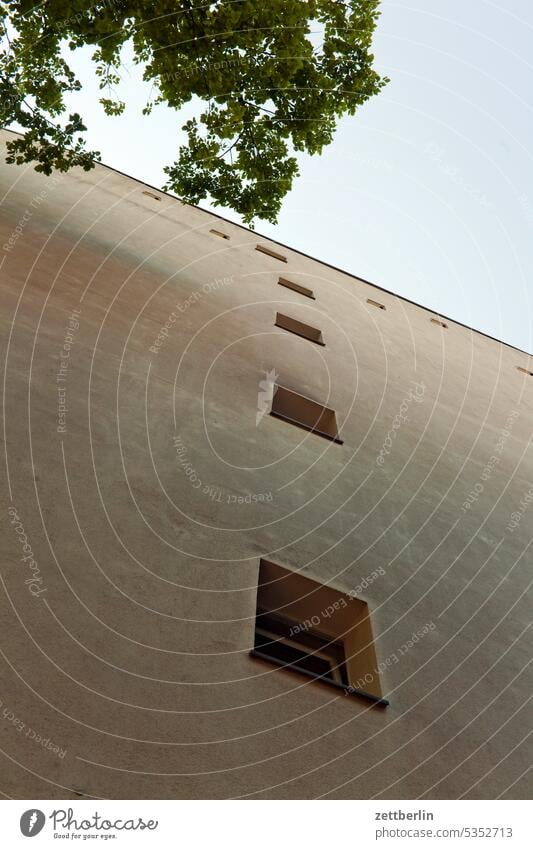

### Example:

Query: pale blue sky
xmin=57 ymin=0 xmax=533 ymax=353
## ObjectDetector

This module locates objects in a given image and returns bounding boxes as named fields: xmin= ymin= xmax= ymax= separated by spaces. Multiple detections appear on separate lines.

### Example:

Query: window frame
xmin=254 ymin=609 xmax=349 ymax=687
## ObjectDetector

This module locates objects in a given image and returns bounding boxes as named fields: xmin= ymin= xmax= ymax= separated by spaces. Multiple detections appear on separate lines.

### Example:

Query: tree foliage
xmin=0 ymin=0 xmax=387 ymax=224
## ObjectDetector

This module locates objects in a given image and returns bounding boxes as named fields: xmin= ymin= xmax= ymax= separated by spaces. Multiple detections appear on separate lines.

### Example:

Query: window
xmin=255 ymin=244 xmax=288 ymax=263
xmin=430 ymin=317 xmax=448 ymax=329
xmin=270 ymin=385 xmax=343 ymax=444
xmin=278 ymin=277 xmax=315 ymax=300
xmin=251 ymin=559 xmax=387 ymax=705
xmin=517 ymin=366 xmax=533 ymax=377
xmin=142 ymin=190 xmax=162 ymax=202
xmin=255 ymin=611 xmax=349 ymax=686
xmin=366 ymin=298 xmax=386 ymax=310
xmin=210 ymin=228 xmax=230 ymax=240
xmin=275 ymin=312 xmax=325 ymax=346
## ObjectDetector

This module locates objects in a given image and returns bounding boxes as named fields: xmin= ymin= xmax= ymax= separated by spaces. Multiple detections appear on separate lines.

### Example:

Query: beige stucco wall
xmin=0 ymin=129 xmax=531 ymax=799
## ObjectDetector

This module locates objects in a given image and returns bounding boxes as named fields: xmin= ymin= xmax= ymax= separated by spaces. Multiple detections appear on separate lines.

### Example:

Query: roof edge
xmin=1 ymin=128 xmax=531 ymax=359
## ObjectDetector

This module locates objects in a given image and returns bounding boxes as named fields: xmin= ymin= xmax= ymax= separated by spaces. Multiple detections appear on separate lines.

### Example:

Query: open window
xmin=275 ymin=312 xmax=325 ymax=346
xmin=142 ymin=190 xmax=162 ymax=202
xmin=366 ymin=298 xmax=386 ymax=310
xmin=251 ymin=559 xmax=387 ymax=705
xmin=278 ymin=277 xmax=315 ymax=300
xmin=256 ymin=244 xmax=287 ymax=263
xmin=270 ymin=385 xmax=342 ymax=444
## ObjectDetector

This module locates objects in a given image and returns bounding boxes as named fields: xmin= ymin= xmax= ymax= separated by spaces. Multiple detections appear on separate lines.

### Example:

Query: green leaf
xmin=0 ymin=0 xmax=387 ymax=223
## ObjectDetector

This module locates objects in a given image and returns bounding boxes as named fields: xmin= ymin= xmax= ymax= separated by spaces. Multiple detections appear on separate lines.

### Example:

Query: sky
xmin=54 ymin=0 xmax=533 ymax=354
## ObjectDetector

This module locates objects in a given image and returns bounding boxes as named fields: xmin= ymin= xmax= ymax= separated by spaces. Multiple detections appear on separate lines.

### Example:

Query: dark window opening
xmin=256 ymin=244 xmax=288 ymax=263
xmin=251 ymin=560 xmax=388 ymax=706
xmin=275 ymin=312 xmax=325 ymax=345
xmin=278 ymin=278 xmax=315 ymax=299
xmin=270 ymin=385 xmax=342 ymax=444
xmin=142 ymin=190 xmax=162 ymax=202
xmin=254 ymin=610 xmax=349 ymax=686
xmin=210 ymin=228 xmax=230 ymax=240
xmin=367 ymin=298 xmax=386 ymax=310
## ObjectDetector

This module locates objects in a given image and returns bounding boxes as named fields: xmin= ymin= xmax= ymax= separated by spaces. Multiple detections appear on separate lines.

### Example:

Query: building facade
xmin=0 ymin=128 xmax=531 ymax=799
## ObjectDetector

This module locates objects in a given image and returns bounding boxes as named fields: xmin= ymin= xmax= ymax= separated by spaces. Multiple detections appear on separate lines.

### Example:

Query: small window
xmin=210 ymin=228 xmax=230 ymax=240
xmin=270 ymin=385 xmax=342 ymax=444
xmin=517 ymin=366 xmax=533 ymax=377
xmin=255 ymin=611 xmax=349 ymax=686
xmin=256 ymin=244 xmax=288 ymax=263
xmin=251 ymin=559 xmax=387 ymax=705
xmin=278 ymin=277 xmax=315 ymax=300
xmin=430 ymin=317 xmax=448 ymax=329
xmin=142 ymin=190 xmax=162 ymax=202
xmin=275 ymin=312 xmax=324 ymax=346
xmin=367 ymin=298 xmax=386 ymax=310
